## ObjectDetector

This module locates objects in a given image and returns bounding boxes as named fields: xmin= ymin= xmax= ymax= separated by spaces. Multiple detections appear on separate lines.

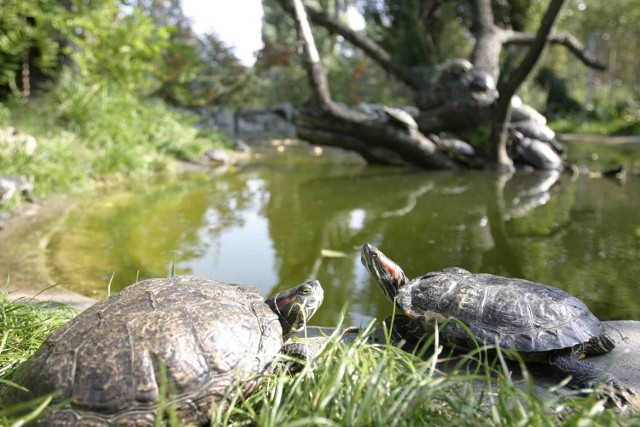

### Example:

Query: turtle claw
xmin=593 ymin=378 xmax=638 ymax=409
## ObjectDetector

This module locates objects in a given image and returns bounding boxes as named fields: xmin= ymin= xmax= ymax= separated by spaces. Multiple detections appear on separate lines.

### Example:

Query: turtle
xmin=510 ymin=97 xmax=547 ymax=125
xmin=509 ymin=130 xmax=563 ymax=170
xmin=383 ymin=106 xmax=418 ymax=132
xmin=361 ymin=243 xmax=636 ymax=403
xmin=430 ymin=134 xmax=478 ymax=166
xmin=1 ymin=275 xmax=324 ymax=426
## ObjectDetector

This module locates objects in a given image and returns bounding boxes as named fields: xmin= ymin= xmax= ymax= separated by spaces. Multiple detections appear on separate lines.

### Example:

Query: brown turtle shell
xmin=5 ymin=276 xmax=285 ymax=425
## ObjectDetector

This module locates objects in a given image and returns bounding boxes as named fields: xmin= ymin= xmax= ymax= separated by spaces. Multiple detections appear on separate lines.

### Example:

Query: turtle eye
xmin=300 ymin=285 xmax=313 ymax=296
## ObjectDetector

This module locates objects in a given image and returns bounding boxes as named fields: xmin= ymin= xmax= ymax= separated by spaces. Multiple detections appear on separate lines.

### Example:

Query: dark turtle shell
xmin=4 ymin=276 xmax=304 ymax=425
xmin=397 ymin=269 xmax=605 ymax=353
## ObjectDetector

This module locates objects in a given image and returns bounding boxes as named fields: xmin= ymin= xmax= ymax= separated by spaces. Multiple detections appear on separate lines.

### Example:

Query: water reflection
xmin=47 ymin=144 xmax=640 ymax=325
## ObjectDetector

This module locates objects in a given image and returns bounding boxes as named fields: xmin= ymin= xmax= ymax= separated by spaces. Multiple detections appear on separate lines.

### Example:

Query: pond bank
xmin=1 ymin=152 xmax=251 ymax=309
xmin=0 ymin=195 xmax=98 ymax=310
xmin=560 ymin=133 xmax=640 ymax=146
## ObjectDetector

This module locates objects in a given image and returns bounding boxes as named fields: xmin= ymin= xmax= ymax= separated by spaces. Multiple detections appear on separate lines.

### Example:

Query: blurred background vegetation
xmin=0 ymin=0 xmax=638 ymax=195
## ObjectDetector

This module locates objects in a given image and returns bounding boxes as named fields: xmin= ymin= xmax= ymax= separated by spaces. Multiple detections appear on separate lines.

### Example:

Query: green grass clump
xmin=0 ymin=292 xmax=77 ymax=379
xmin=0 ymin=73 xmax=228 ymax=199
xmin=216 ymin=325 xmax=635 ymax=426
xmin=0 ymin=290 xmax=78 ymax=425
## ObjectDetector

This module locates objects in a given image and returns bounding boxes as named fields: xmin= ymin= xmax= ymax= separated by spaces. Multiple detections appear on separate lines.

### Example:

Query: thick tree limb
xmin=275 ymin=0 xmax=575 ymax=172
xmin=297 ymin=105 xmax=459 ymax=169
xmin=504 ymin=31 xmax=606 ymax=70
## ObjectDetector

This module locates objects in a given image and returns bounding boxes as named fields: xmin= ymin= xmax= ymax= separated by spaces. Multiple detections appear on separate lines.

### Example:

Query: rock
xmin=0 ymin=175 xmax=33 ymax=205
xmin=235 ymin=107 xmax=297 ymax=139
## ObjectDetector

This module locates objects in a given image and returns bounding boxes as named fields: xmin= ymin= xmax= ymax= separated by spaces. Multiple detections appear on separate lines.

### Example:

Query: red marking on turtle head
xmin=277 ymin=294 xmax=298 ymax=312
xmin=379 ymin=256 xmax=404 ymax=285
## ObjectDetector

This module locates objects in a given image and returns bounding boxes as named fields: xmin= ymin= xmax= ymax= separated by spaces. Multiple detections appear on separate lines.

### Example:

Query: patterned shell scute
xmin=398 ymin=271 xmax=604 ymax=353
xmin=7 ymin=276 xmax=284 ymax=425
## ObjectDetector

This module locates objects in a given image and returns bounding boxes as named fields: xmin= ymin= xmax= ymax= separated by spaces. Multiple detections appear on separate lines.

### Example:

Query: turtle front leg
xmin=384 ymin=315 xmax=429 ymax=348
xmin=549 ymin=351 xmax=637 ymax=407
xmin=280 ymin=342 xmax=314 ymax=373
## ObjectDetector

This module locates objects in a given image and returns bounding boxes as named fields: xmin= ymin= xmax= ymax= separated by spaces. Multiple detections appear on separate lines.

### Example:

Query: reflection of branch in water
xmin=308 ymin=228 xmax=331 ymax=279
xmin=483 ymin=173 xmax=524 ymax=278
xmin=381 ymin=182 xmax=434 ymax=218
xmin=502 ymin=170 xmax=560 ymax=221
xmin=503 ymin=192 xmax=551 ymax=221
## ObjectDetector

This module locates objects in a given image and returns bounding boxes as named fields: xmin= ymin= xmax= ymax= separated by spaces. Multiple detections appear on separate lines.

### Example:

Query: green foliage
xmin=65 ymin=3 xmax=169 ymax=94
xmin=209 ymin=325 xmax=640 ymax=425
xmin=0 ymin=0 xmax=70 ymax=94
xmin=0 ymin=291 xmax=77 ymax=381
xmin=0 ymin=0 xmax=170 ymax=97
xmin=0 ymin=74 xmax=221 ymax=197
xmin=540 ymin=0 xmax=640 ymax=118
xmin=0 ymin=291 xmax=77 ymax=426
xmin=50 ymin=72 xmax=208 ymax=167
xmin=158 ymin=31 xmax=260 ymax=108
xmin=257 ymin=0 xmax=418 ymax=107
xmin=361 ymin=0 xmax=470 ymax=67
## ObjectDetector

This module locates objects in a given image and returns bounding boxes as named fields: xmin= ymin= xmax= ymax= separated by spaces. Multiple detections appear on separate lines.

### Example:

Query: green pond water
xmin=45 ymin=141 xmax=640 ymax=327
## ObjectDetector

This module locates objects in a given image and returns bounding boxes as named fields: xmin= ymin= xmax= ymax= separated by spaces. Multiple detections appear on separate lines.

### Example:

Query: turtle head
xmin=361 ymin=243 xmax=408 ymax=303
xmin=266 ymin=279 xmax=324 ymax=338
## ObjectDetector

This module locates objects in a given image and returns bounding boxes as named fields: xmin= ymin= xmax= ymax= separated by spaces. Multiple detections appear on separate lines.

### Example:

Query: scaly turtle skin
xmin=2 ymin=276 xmax=323 ymax=426
xmin=361 ymin=243 xmax=635 ymax=404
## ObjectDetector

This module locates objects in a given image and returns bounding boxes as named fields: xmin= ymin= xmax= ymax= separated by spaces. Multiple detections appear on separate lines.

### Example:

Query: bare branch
xmin=504 ymin=31 xmax=606 ymax=71
xmin=499 ymin=0 xmax=566 ymax=103
xmin=276 ymin=0 xmax=366 ymax=121
xmin=304 ymin=8 xmax=420 ymax=89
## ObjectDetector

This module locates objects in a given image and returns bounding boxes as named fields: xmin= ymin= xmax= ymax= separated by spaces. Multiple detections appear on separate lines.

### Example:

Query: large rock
xmin=235 ymin=106 xmax=297 ymax=138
